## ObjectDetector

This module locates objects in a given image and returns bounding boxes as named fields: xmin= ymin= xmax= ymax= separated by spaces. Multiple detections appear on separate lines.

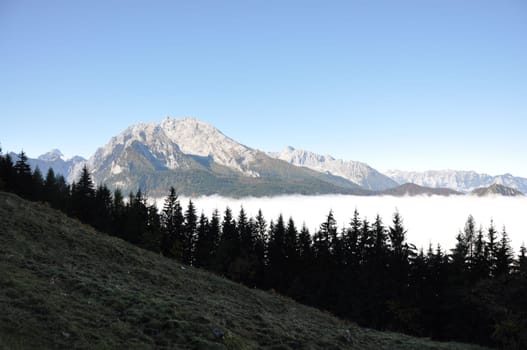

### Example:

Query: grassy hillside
xmin=0 ymin=192 xmax=488 ymax=350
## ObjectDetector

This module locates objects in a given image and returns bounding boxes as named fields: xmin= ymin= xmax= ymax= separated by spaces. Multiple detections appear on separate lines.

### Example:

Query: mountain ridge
xmin=386 ymin=169 xmax=527 ymax=194
xmin=76 ymin=117 xmax=366 ymax=197
xmin=8 ymin=116 xmax=526 ymax=196
xmin=268 ymin=146 xmax=398 ymax=191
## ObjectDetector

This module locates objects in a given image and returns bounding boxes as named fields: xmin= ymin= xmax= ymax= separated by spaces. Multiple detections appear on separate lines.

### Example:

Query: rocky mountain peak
xmin=269 ymin=147 xmax=398 ymax=191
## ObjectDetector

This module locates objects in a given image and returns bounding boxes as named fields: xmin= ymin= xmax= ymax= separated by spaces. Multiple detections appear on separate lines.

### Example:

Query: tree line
xmin=1 ymin=150 xmax=526 ymax=349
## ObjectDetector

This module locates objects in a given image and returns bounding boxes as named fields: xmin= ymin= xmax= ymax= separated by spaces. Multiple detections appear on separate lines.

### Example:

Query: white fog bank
xmin=156 ymin=195 xmax=527 ymax=253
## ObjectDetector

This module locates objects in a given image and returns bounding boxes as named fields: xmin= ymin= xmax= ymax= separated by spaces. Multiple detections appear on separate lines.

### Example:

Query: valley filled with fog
xmin=157 ymin=195 xmax=527 ymax=253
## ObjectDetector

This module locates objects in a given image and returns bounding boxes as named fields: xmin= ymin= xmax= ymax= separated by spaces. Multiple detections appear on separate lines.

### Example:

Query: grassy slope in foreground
xmin=0 ymin=192 xmax=487 ymax=350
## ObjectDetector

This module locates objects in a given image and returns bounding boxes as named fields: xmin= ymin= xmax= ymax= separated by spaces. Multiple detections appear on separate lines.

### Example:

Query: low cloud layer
xmin=156 ymin=195 xmax=527 ymax=253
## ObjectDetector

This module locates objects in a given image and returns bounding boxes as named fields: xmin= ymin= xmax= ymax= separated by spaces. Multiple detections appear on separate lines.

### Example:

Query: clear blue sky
xmin=1 ymin=0 xmax=526 ymax=176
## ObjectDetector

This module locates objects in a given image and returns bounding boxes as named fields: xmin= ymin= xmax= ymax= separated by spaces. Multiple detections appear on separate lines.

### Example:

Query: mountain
xmin=470 ymin=183 xmax=525 ymax=197
xmin=0 ymin=191 xmax=488 ymax=350
xmin=80 ymin=117 xmax=367 ymax=197
xmin=9 ymin=149 xmax=85 ymax=182
xmin=385 ymin=170 xmax=527 ymax=194
xmin=379 ymin=183 xmax=462 ymax=197
xmin=269 ymin=146 xmax=398 ymax=191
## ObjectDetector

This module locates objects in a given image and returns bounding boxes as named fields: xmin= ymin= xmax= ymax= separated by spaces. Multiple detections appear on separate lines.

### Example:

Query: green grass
xmin=0 ymin=192 xmax=488 ymax=349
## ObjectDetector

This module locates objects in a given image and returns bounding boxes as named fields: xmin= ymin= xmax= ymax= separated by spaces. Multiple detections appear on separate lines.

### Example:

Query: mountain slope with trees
xmin=0 ymin=191 xmax=491 ymax=350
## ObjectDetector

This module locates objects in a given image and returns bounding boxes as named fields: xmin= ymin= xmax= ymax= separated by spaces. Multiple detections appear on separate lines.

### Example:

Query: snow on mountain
xmin=268 ymin=146 xmax=398 ymax=191
xmin=385 ymin=170 xmax=527 ymax=194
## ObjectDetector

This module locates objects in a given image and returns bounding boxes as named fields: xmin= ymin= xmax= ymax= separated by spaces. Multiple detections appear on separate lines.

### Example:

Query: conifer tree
xmin=194 ymin=212 xmax=211 ymax=268
xmin=495 ymin=227 xmax=513 ymax=277
xmin=267 ymin=214 xmax=286 ymax=290
xmin=236 ymin=207 xmax=256 ymax=285
xmin=284 ymin=217 xmax=298 ymax=265
xmin=486 ymin=219 xmax=498 ymax=276
xmin=472 ymin=226 xmax=489 ymax=281
xmin=93 ymin=185 xmax=113 ymax=233
xmin=208 ymin=209 xmax=221 ymax=272
xmin=71 ymin=165 xmax=96 ymax=223
xmin=297 ymin=223 xmax=312 ymax=264
xmin=31 ymin=167 xmax=44 ymax=201
xmin=43 ymin=168 xmax=57 ymax=204
xmin=253 ymin=209 xmax=267 ymax=287
xmin=13 ymin=150 xmax=33 ymax=198
xmin=123 ymin=190 xmax=149 ymax=245
xmin=144 ymin=202 xmax=162 ymax=253
xmin=284 ymin=217 xmax=299 ymax=284
xmin=217 ymin=207 xmax=239 ymax=278
xmin=160 ymin=187 xmax=184 ymax=259
xmin=238 ymin=207 xmax=253 ymax=255
xmin=344 ymin=209 xmax=361 ymax=269
xmin=517 ymin=243 xmax=527 ymax=276
xmin=183 ymin=200 xmax=198 ymax=265
xmin=0 ymin=152 xmax=15 ymax=192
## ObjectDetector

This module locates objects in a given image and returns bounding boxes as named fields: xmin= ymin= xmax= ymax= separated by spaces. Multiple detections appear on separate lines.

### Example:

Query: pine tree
xmin=43 ymin=168 xmax=57 ymax=204
xmin=217 ymin=207 xmax=239 ymax=278
xmin=517 ymin=243 xmax=527 ymax=276
xmin=315 ymin=211 xmax=336 ymax=266
xmin=111 ymin=188 xmax=126 ymax=238
xmin=471 ymin=226 xmax=489 ymax=281
xmin=344 ymin=209 xmax=361 ymax=269
xmin=13 ymin=150 xmax=33 ymax=198
xmin=238 ymin=207 xmax=253 ymax=255
xmin=253 ymin=209 xmax=267 ymax=287
xmin=0 ymin=152 xmax=15 ymax=192
xmin=463 ymin=215 xmax=476 ymax=268
xmin=284 ymin=217 xmax=299 ymax=285
xmin=285 ymin=217 xmax=298 ymax=266
xmin=236 ymin=207 xmax=256 ymax=285
xmin=194 ymin=212 xmax=212 ymax=268
xmin=144 ymin=202 xmax=162 ymax=253
xmin=267 ymin=214 xmax=286 ymax=290
xmin=388 ymin=211 xmax=408 ymax=259
xmin=208 ymin=209 xmax=221 ymax=272
xmin=486 ymin=219 xmax=498 ymax=276
xmin=183 ymin=200 xmax=198 ymax=265
xmin=123 ymin=190 xmax=149 ymax=245
xmin=495 ymin=226 xmax=513 ymax=277
xmin=71 ymin=165 xmax=96 ymax=223
xmin=31 ymin=167 xmax=44 ymax=201
xmin=93 ymin=185 xmax=113 ymax=233
xmin=160 ymin=187 xmax=184 ymax=259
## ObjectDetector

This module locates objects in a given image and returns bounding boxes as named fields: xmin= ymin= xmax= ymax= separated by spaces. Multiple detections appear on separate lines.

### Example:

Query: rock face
xmin=269 ymin=146 xmax=398 ymax=191
xmin=386 ymin=170 xmax=527 ymax=194
xmin=74 ymin=117 xmax=364 ymax=197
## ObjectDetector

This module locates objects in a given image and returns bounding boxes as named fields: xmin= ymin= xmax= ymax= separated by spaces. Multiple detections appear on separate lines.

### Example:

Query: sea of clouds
xmin=155 ymin=195 xmax=527 ymax=253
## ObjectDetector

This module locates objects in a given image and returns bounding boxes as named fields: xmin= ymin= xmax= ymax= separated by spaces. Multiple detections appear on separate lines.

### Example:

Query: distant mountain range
xmin=9 ymin=117 xmax=526 ymax=197
xmin=385 ymin=170 xmax=527 ymax=194
xmin=8 ymin=149 xmax=85 ymax=182
xmin=70 ymin=117 xmax=367 ymax=197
